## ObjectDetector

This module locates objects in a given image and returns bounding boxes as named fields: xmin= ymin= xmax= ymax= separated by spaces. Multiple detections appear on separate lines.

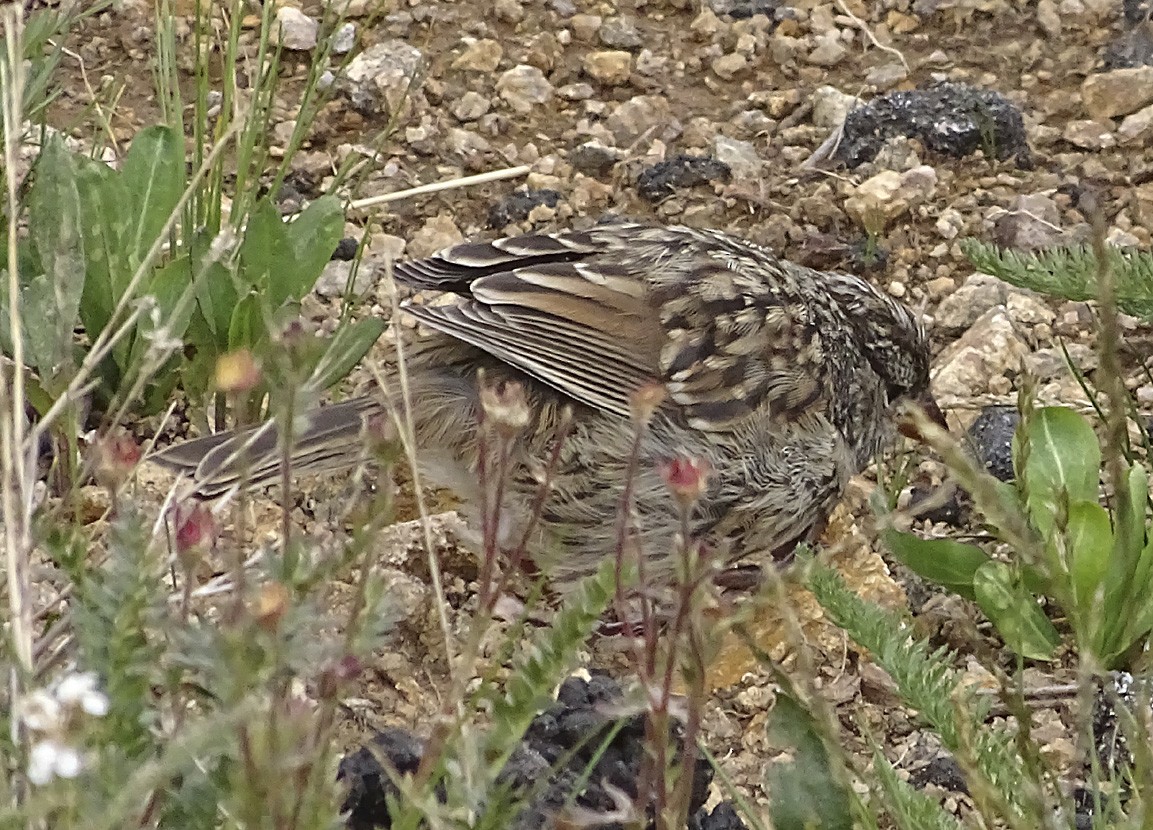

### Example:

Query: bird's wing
xmin=399 ymin=225 xmax=836 ymax=430
xmin=404 ymin=258 xmax=663 ymax=419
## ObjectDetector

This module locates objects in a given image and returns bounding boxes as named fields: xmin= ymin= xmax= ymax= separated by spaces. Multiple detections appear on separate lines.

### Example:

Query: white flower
xmin=55 ymin=672 xmax=109 ymax=717
xmin=27 ymin=740 xmax=83 ymax=786
xmin=17 ymin=691 xmax=62 ymax=733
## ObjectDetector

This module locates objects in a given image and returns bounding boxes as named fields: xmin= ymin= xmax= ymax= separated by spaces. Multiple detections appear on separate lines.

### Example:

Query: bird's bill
xmin=897 ymin=393 xmax=948 ymax=440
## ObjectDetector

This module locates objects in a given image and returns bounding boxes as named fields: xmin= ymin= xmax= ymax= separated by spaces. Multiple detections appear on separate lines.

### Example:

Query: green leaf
xmin=766 ymin=693 xmax=853 ymax=830
xmin=1022 ymin=407 xmax=1100 ymax=538
xmin=1097 ymin=464 xmax=1153 ymax=666
xmin=281 ymin=195 xmax=343 ymax=301
xmin=25 ymin=133 xmax=85 ymax=378
xmin=309 ymin=317 xmax=387 ymax=392
xmin=237 ymin=198 xmax=287 ymax=298
xmin=227 ymin=292 xmax=265 ymax=351
xmin=883 ymin=530 xmax=990 ymax=601
xmin=126 ymin=256 xmax=197 ymax=374
xmin=973 ymin=560 xmax=1060 ymax=661
xmin=1065 ymin=500 xmax=1112 ymax=615
xmin=121 ymin=125 xmax=183 ymax=271
xmin=74 ymin=155 xmax=128 ymax=336
xmin=196 ymin=258 xmax=235 ymax=343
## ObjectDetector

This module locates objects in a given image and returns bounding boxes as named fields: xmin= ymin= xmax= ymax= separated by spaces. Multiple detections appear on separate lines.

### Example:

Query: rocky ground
xmin=37 ymin=0 xmax=1153 ymax=823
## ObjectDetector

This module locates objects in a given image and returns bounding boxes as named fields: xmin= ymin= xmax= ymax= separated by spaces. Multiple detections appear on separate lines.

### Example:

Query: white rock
xmin=1081 ymin=67 xmax=1153 ymax=119
xmin=1062 ymin=119 xmax=1116 ymax=149
xmin=935 ymin=207 xmax=965 ymax=239
xmin=331 ymin=22 xmax=356 ymax=55
xmin=812 ymin=85 xmax=861 ymax=128
xmin=452 ymin=39 xmax=503 ymax=73
xmin=713 ymin=135 xmax=763 ymax=180
xmin=935 ymin=273 xmax=1010 ymax=330
xmin=407 ymin=215 xmax=464 ymax=259
xmin=1118 ymin=102 xmax=1153 ymax=143
xmin=341 ymin=40 xmax=424 ymax=117
xmin=807 ymin=30 xmax=847 ymax=66
xmin=845 ymin=165 xmax=937 ymax=229
xmin=932 ymin=307 xmax=1031 ymax=400
xmin=584 ymin=50 xmax=632 ymax=85
xmin=273 ymin=7 xmax=318 ymax=51
xmin=496 ymin=65 xmax=554 ymax=113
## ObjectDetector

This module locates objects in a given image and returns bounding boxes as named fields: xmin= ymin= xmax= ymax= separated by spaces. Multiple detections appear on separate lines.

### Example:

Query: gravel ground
xmin=39 ymin=0 xmax=1153 ymax=823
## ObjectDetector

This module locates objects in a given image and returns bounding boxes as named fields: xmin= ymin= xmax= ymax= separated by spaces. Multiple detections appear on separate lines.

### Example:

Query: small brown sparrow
xmin=154 ymin=222 xmax=942 ymax=585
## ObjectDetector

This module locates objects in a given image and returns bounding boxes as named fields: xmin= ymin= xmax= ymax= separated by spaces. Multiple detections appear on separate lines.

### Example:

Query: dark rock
xmin=708 ymin=0 xmax=778 ymax=18
xmin=966 ymin=405 xmax=1019 ymax=483
xmin=834 ymin=83 xmax=1031 ymax=168
xmin=909 ymin=754 xmax=968 ymax=793
xmin=339 ymin=727 xmax=425 ymax=830
xmin=1102 ymin=19 xmax=1153 ymax=69
xmin=338 ymin=674 xmax=738 ymax=829
xmin=1124 ymin=0 xmax=1152 ymax=23
xmin=332 ymin=237 xmax=359 ymax=261
xmin=569 ymin=141 xmax=621 ymax=178
xmin=690 ymin=802 xmax=749 ymax=830
xmin=487 ymin=189 xmax=563 ymax=229
xmin=910 ymin=405 xmax=1019 ymax=528
xmin=909 ymin=483 xmax=966 ymax=526
xmin=636 ymin=155 xmax=731 ymax=201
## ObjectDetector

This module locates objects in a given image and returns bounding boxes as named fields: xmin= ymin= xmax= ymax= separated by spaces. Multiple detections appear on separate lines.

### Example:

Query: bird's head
xmin=826 ymin=273 xmax=945 ymax=432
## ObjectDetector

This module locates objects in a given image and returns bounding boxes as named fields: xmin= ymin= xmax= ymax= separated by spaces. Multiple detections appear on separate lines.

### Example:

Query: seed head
xmin=628 ymin=381 xmax=667 ymax=426
xmin=478 ymin=373 xmax=531 ymax=436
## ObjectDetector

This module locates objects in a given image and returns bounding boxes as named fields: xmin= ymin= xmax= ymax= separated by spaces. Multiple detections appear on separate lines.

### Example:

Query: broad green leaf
xmin=973 ymin=560 xmax=1060 ymax=661
xmin=74 ymin=156 xmax=128 ymax=335
xmin=883 ymin=530 xmax=990 ymax=601
xmin=237 ymin=198 xmax=287 ymax=298
xmin=1022 ymin=407 xmax=1100 ymax=538
xmin=1065 ymin=500 xmax=1112 ymax=614
xmin=1114 ymin=534 xmax=1153 ymax=666
xmin=1097 ymin=464 xmax=1152 ymax=667
xmin=127 ymin=256 xmax=197 ymax=373
xmin=26 ymin=134 xmax=85 ymax=378
xmin=767 ymin=693 xmax=853 ymax=830
xmin=309 ymin=318 xmax=387 ymax=392
xmin=227 ymin=292 xmax=265 ymax=351
xmin=196 ymin=259 xmax=235 ymax=343
xmin=121 ymin=125 xmax=183 ymax=272
xmin=281 ymin=195 xmax=343 ymax=302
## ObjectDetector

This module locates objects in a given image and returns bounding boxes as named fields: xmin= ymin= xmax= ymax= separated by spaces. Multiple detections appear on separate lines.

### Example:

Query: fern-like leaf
xmin=962 ymin=240 xmax=1153 ymax=320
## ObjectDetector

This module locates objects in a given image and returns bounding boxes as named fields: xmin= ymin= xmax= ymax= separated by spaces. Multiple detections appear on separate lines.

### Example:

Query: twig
xmin=348 ymin=165 xmax=531 ymax=211
xmin=834 ymin=0 xmax=910 ymax=72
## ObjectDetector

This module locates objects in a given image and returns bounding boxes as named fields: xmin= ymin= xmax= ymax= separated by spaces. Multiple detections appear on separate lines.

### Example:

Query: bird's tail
xmin=151 ymin=396 xmax=381 ymax=499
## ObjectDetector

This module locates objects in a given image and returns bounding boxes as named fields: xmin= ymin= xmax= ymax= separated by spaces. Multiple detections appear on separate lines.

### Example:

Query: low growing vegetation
xmin=4 ymin=2 xmax=1153 ymax=830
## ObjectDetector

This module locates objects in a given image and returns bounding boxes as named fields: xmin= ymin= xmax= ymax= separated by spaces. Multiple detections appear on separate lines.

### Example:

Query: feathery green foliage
xmin=962 ymin=239 xmax=1153 ymax=320
xmin=808 ymin=563 xmax=1033 ymax=820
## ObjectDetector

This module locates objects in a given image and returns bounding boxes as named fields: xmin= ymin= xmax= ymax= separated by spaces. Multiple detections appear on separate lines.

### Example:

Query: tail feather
xmin=151 ymin=397 xmax=378 ymax=498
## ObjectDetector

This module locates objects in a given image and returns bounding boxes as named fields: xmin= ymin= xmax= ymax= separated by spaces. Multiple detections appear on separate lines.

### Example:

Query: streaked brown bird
xmin=154 ymin=222 xmax=942 ymax=585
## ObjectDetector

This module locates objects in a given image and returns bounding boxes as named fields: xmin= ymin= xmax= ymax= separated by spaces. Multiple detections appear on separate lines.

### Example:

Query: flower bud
xmin=660 ymin=456 xmax=711 ymax=510
xmin=91 ymin=429 xmax=142 ymax=490
xmin=215 ymin=349 xmax=261 ymax=393
xmin=171 ymin=502 xmax=218 ymax=560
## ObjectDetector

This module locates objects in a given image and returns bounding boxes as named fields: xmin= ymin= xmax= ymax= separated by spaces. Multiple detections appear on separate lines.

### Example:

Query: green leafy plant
xmin=887 ymin=402 xmax=1153 ymax=667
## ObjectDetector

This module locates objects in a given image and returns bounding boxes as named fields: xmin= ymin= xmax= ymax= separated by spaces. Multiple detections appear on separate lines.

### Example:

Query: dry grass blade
xmin=348 ymin=164 xmax=531 ymax=211
xmin=2 ymin=5 xmax=34 ymax=692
